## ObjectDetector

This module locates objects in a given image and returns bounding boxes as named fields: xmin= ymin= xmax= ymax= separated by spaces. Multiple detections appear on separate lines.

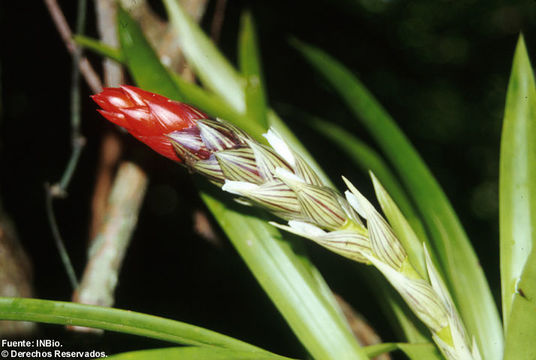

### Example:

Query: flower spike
xmin=92 ymin=85 xmax=206 ymax=162
xmin=94 ymin=86 xmax=479 ymax=360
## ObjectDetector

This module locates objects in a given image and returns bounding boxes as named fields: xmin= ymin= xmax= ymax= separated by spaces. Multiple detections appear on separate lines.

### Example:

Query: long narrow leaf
xmin=117 ymin=7 xmax=182 ymax=100
xmin=397 ymin=342 xmax=442 ymax=359
xmin=365 ymin=342 xmax=441 ymax=359
xmin=0 ymin=297 xmax=274 ymax=354
xmin=500 ymin=35 xmax=536 ymax=358
xmin=293 ymin=40 xmax=503 ymax=360
xmin=162 ymin=0 xmax=245 ymax=113
xmin=117 ymin=9 xmax=366 ymax=360
xmin=503 ymin=249 xmax=536 ymax=359
xmin=105 ymin=346 xmax=295 ymax=360
xmin=500 ymin=34 xmax=536 ymax=325
xmin=238 ymin=11 xmax=268 ymax=128
xmin=74 ymin=35 xmax=124 ymax=62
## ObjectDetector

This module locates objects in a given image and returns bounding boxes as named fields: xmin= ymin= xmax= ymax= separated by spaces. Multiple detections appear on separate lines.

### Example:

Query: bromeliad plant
xmin=93 ymin=84 xmax=480 ymax=359
xmin=2 ymin=1 xmax=535 ymax=359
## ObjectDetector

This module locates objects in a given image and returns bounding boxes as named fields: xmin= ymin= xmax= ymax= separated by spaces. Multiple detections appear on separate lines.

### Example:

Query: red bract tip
xmin=92 ymin=85 xmax=207 ymax=162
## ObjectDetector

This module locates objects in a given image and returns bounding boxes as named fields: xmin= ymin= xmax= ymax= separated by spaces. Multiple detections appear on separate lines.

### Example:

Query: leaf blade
xmin=500 ymin=35 xmax=536 ymax=359
xmin=73 ymin=35 xmax=124 ymax=62
xmin=500 ymin=34 xmax=536 ymax=327
xmin=364 ymin=342 xmax=441 ymax=360
xmin=162 ymin=0 xmax=245 ymax=113
xmin=0 ymin=297 xmax=272 ymax=354
xmin=117 ymin=7 xmax=182 ymax=100
xmin=105 ymin=346 xmax=295 ymax=360
xmin=503 ymin=249 xmax=536 ymax=359
xmin=238 ymin=11 xmax=268 ymax=128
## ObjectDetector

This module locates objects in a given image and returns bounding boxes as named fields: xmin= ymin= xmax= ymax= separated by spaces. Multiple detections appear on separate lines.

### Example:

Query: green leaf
xmin=118 ymin=4 xmax=264 ymax=140
xmin=0 ymin=297 xmax=272 ymax=354
xmin=200 ymin=186 xmax=368 ymax=360
xmin=73 ymin=35 xmax=124 ymax=63
xmin=162 ymin=0 xmax=245 ymax=113
xmin=397 ymin=342 xmax=442 ymax=359
xmin=504 ymin=249 xmax=536 ymax=359
xmin=306 ymin=116 xmax=426 ymax=243
xmin=171 ymin=74 xmax=241 ymax=121
xmin=293 ymin=40 xmax=503 ymax=360
xmin=117 ymin=7 xmax=182 ymax=100
xmin=363 ymin=343 xmax=398 ymax=357
xmin=238 ymin=11 xmax=268 ymax=128
xmin=500 ymin=35 xmax=536 ymax=358
xmin=105 ymin=347 xmax=295 ymax=360
xmin=364 ymin=342 xmax=441 ymax=359
xmin=500 ymin=34 xmax=536 ymax=326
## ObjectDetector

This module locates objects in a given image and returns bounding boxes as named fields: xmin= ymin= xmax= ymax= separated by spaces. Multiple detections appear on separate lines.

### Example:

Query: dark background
xmin=1 ymin=0 xmax=535 ymax=358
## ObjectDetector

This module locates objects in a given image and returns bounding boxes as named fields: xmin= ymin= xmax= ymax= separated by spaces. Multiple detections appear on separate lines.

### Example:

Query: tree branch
xmin=44 ymin=0 xmax=103 ymax=93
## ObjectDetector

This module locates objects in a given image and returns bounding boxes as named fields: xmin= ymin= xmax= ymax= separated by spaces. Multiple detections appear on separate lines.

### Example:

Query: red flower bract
xmin=92 ymin=85 xmax=208 ymax=162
